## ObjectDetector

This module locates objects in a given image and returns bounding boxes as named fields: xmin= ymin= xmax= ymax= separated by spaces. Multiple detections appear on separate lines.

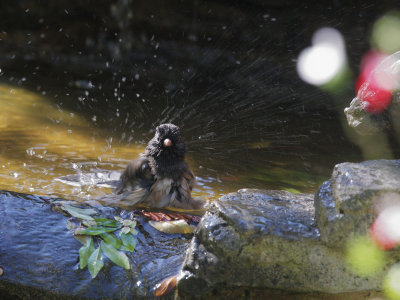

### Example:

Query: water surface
xmin=0 ymin=56 xmax=364 ymax=207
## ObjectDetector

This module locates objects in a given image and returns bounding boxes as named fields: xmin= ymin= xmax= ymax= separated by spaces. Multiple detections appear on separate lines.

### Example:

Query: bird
xmin=115 ymin=123 xmax=205 ymax=210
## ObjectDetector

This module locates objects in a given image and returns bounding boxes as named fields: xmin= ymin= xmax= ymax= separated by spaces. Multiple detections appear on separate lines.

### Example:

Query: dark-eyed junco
xmin=116 ymin=124 xmax=205 ymax=210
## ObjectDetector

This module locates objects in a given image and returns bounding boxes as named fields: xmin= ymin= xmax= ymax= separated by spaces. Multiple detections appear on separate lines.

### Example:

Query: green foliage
xmin=100 ymin=241 xmax=130 ymax=270
xmin=62 ymin=204 xmax=138 ymax=279
xmin=120 ymin=233 xmax=136 ymax=252
xmin=88 ymin=247 xmax=104 ymax=279
xmin=79 ymin=237 xmax=95 ymax=269
xmin=63 ymin=204 xmax=96 ymax=221
xmin=100 ymin=232 xmax=122 ymax=249
xmin=79 ymin=226 xmax=120 ymax=235
xmin=93 ymin=218 xmax=120 ymax=227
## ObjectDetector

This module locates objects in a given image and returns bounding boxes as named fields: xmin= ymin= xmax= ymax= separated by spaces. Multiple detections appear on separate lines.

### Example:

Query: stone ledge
xmin=178 ymin=160 xmax=400 ymax=296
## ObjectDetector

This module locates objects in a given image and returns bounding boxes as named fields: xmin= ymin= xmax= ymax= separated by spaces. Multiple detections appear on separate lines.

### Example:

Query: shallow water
xmin=0 ymin=63 xmax=362 ymax=208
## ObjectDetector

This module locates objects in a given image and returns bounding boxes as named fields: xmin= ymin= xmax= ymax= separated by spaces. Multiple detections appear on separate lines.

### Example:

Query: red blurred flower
xmin=356 ymin=51 xmax=393 ymax=114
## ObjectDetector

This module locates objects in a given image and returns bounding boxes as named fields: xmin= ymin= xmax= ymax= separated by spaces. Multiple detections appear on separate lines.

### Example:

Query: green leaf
xmin=82 ymin=220 xmax=97 ymax=227
xmin=100 ymin=241 xmax=130 ymax=270
xmin=119 ymin=245 xmax=131 ymax=252
xmin=94 ymin=218 xmax=121 ymax=228
xmin=100 ymin=233 xmax=122 ymax=249
xmin=120 ymin=233 xmax=136 ymax=252
xmin=79 ymin=226 xmax=119 ymax=236
xmin=74 ymin=234 xmax=91 ymax=245
xmin=88 ymin=247 xmax=104 ymax=279
xmin=63 ymin=204 xmax=96 ymax=221
xmin=130 ymin=228 xmax=138 ymax=235
xmin=79 ymin=237 xmax=95 ymax=269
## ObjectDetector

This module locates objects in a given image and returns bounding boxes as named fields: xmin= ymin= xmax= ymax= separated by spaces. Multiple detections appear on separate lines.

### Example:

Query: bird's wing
xmin=182 ymin=167 xmax=196 ymax=190
xmin=115 ymin=156 xmax=154 ymax=195
xmin=117 ymin=187 xmax=149 ymax=207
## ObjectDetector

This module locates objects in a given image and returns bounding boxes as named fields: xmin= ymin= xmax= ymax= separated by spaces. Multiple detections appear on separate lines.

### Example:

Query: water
xmin=1 ymin=0 xmax=383 ymax=207
xmin=0 ymin=61 xmax=361 ymax=207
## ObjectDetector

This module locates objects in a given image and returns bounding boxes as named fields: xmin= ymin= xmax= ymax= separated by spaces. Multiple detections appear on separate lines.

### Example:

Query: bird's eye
xmin=163 ymin=138 xmax=172 ymax=147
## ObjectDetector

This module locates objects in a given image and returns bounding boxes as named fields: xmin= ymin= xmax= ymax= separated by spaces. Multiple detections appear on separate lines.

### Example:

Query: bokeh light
xmin=370 ymin=196 xmax=400 ymax=250
xmin=371 ymin=12 xmax=400 ymax=54
xmin=356 ymin=51 xmax=400 ymax=113
xmin=297 ymin=27 xmax=347 ymax=86
xmin=346 ymin=236 xmax=386 ymax=276
xmin=383 ymin=263 xmax=400 ymax=299
xmin=370 ymin=209 xmax=400 ymax=250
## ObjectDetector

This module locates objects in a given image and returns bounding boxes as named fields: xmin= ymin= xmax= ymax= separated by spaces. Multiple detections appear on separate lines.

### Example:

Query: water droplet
xmin=26 ymin=148 xmax=35 ymax=156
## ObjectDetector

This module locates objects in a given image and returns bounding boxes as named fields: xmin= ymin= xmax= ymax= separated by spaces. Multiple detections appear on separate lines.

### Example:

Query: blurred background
xmin=0 ymin=0 xmax=400 ymax=203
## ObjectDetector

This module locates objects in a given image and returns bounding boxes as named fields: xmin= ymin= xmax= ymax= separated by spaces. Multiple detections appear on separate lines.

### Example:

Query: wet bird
xmin=116 ymin=124 xmax=204 ymax=210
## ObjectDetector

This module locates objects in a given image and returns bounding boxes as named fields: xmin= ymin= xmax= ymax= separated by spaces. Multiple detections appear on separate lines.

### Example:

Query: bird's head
xmin=146 ymin=124 xmax=186 ymax=162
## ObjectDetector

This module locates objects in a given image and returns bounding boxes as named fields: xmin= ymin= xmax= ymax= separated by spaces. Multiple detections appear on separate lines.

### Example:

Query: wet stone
xmin=344 ymin=91 xmax=400 ymax=136
xmin=178 ymin=160 xmax=400 ymax=296
xmin=316 ymin=159 xmax=400 ymax=248
xmin=214 ymin=189 xmax=318 ymax=240
xmin=0 ymin=190 xmax=189 ymax=299
xmin=344 ymin=96 xmax=389 ymax=136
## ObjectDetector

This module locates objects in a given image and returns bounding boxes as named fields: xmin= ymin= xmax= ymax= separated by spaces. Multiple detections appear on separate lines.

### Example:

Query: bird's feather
xmin=115 ymin=124 xmax=205 ymax=210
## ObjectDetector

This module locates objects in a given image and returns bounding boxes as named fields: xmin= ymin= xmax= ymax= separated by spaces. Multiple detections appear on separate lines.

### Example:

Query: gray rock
xmin=178 ymin=160 xmax=400 ymax=296
xmin=0 ymin=190 xmax=189 ymax=299
xmin=344 ymin=97 xmax=390 ymax=136
xmin=316 ymin=159 xmax=400 ymax=247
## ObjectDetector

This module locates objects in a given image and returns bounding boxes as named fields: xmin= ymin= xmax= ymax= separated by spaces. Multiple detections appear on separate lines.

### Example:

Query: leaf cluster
xmin=63 ymin=205 xmax=138 ymax=278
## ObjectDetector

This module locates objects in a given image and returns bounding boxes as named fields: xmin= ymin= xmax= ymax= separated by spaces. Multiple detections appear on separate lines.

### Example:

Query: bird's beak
xmin=163 ymin=138 xmax=172 ymax=147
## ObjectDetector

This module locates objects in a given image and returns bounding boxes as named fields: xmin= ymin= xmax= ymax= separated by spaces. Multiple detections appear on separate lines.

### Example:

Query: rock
xmin=344 ymin=97 xmax=390 ymax=136
xmin=0 ymin=190 xmax=190 ymax=299
xmin=178 ymin=160 xmax=400 ymax=296
xmin=316 ymin=159 xmax=400 ymax=247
